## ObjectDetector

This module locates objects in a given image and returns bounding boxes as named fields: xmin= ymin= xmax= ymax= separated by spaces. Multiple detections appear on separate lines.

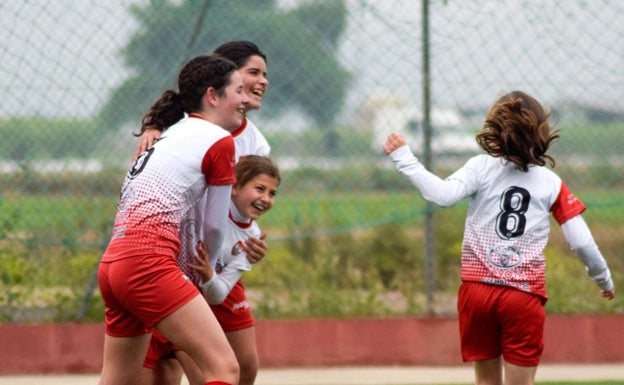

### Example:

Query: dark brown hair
xmin=138 ymin=54 xmax=237 ymax=134
xmin=476 ymin=90 xmax=559 ymax=172
xmin=235 ymin=155 xmax=281 ymax=188
xmin=213 ymin=40 xmax=267 ymax=68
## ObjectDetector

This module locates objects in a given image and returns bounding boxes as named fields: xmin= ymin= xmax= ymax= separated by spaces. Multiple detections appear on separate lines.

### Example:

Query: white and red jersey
xmin=453 ymin=155 xmax=584 ymax=298
xmin=390 ymin=147 xmax=587 ymax=299
xmin=198 ymin=202 xmax=260 ymax=304
xmin=231 ymin=118 xmax=271 ymax=159
xmin=177 ymin=117 xmax=270 ymax=283
xmin=102 ymin=116 xmax=235 ymax=263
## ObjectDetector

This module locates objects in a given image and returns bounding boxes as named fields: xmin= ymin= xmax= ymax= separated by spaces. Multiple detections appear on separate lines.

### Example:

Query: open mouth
xmin=250 ymin=88 xmax=265 ymax=97
xmin=252 ymin=202 xmax=266 ymax=212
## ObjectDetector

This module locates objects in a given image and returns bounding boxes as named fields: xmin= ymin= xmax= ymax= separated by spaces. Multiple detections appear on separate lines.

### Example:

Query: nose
xmin=261 ymin=193 xmax=274 ymax=206
xmin=241 ymin=91 xmax=250 ymax=105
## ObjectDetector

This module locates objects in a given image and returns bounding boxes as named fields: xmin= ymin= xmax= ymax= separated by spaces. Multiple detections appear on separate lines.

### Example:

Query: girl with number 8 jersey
xmin=383 ymin=90 xmax=614 ymax=385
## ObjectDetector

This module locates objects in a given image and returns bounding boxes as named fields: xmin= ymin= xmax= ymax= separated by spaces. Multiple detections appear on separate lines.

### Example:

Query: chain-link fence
xmin=1 ymin=0 xmax=623 ymax=322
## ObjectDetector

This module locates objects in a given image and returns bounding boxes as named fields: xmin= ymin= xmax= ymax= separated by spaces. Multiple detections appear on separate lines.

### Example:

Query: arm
xmin=190 ymin=241 xmax=244 ymax=305
xmin=561 ymin=215 xmax=615 ymax=299
xmin=384 ymin=133 xmax=469 ymax=207
xmin=202 ymin=184 xmax=232 ymax=261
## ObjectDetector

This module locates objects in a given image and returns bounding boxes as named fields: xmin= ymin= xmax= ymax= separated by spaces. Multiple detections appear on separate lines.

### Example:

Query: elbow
xmin=205 ymin=293 xmax=226 ymax=305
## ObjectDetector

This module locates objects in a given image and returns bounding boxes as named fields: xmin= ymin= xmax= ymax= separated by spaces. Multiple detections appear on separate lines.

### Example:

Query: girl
xmin=383 ymin=90 xmax=615 ymax=385
xmin=138 ymin=41 xmax=272 ymax=385
xmin=148 ymin=155 xmax=280 ymax=385
xmin=98 ymin=54 xmax=248 ymax=385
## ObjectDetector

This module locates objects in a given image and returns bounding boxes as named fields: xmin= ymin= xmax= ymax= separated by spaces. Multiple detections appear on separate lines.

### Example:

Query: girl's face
xmin=239 ymin=55 xmax=268 ymax=112
xmin=216 ymin=71 xmax=249 ymax=131
xmin=231 ymin=173 xmax=279 ymax=220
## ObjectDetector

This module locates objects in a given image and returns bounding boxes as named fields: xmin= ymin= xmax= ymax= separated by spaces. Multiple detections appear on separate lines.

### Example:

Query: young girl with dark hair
xmin=98 ymin=54 xmax=248 ymax=385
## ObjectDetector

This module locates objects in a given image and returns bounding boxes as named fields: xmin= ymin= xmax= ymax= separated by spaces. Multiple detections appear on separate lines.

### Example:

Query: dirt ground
xmin=1 ymin=364 xmax=623 ymax=385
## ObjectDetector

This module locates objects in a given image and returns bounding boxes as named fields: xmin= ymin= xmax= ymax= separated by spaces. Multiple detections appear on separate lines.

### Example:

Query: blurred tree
xmin=98 ymin=0 xmax=350 ymax=130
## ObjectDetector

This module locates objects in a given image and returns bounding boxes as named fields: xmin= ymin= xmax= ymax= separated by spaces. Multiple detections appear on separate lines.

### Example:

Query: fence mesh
xmin=1 ymin=0 xmax=623 ymax=322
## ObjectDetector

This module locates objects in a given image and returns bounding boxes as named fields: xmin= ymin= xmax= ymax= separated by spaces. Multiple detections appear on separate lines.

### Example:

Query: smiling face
xmin=213 ymin=70 xmax=249 ymax=131
xmin=231 ymin=173 xmax=279 ymax=220
xmin=239 ymin=55 xmax=268 ymax=112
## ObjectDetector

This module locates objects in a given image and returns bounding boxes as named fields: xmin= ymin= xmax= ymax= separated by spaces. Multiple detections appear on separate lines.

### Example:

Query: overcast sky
xmin=1 ymin=0 xmax=622 ymax=122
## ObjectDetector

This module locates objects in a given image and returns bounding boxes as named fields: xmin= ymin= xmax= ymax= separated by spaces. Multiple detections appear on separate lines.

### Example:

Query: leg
xmin=152 ymin=358 xmax=184 ymax=385
xmin=155 ymin=295 xmax=239 ymax=385
xmin=174 ymin=351 xmax=204 ymax=385
xmin=473 ymin=357 xmax=503 ymax=385
xmin=503 ymin=361 xmax=537 ymax=385
xmin=99 ymin=333 xmax=152 ymax=385
xmin=225 ymin=327 xmax=259 ymax=385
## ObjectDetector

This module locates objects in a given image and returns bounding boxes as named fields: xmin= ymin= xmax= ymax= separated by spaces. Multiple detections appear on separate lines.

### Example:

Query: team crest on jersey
xmin=487 ymin=244 xmax=524 ymax=269
xmin=231 ymin=241 xmax=245 ymax=256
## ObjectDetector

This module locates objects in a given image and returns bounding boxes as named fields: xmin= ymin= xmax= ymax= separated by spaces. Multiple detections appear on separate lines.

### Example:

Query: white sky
xmin=1 ymin=0 xmax=622 ymax=121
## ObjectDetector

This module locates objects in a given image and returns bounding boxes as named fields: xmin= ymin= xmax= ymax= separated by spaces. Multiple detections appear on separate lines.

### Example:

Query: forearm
xmin=202 ymin=185 xmax=232 ymax=258
xmin=561 ymin=215 xmax=614 ymax=291
xmin=200 ymin=274 xmax=233 ymax=305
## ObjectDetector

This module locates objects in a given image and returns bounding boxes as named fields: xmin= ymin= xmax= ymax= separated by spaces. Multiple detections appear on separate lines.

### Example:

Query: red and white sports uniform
xmin=232 ymin=117 xmax=271 ymax=160
xmin=177 ymin=117 xmax=270 ymax=283
xmin=99 ymin=116 xmax=235 ymax=337
xmin=144 ymin=117 xmax=269 ymax=367
xmin=202 ymin=203 xmax=260 ymax=331
xmin=389 ymin=145 xmax=613 ymax=365
xmin=389 ymin=147 xmax=613 ymax=298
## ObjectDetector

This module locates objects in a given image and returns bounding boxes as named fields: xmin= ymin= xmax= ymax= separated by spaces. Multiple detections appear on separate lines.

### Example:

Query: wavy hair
xmin=476 ymin=90 xmax=559 ymax=172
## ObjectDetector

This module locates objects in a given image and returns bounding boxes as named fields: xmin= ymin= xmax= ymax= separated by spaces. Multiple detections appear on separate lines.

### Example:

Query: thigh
xmin=156 ymin=295 xmax=238 ymax=384
xmin=499 ymin=289 xmax=544 ymax=367
xmin=458 ymin=282 xmax=501 ymax=362
xmin=473 ymin=357 xmax=502 ymax=385
xmin=504 ymin=361 xmax=538 ymax=385
xmin=99 ymin=333 xmax=152 ymax=385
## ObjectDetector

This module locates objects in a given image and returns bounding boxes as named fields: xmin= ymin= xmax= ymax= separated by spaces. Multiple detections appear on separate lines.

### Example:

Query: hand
xmin=132 ymin=126 xmax=162 ymax=161
xmin=600 ymin=288 xmax=615 ymax=300
xmin=245 ymin=231 xmax=268 ymax=264
xmin=383 ymin=132 xmax=407 ymax=155
xmin=188 ymin=241 xmax=214 ymax=282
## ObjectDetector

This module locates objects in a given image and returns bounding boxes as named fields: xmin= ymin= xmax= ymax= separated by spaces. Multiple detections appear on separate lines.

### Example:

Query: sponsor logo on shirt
xmin=487 ymin=244 xmax=524 ymax=269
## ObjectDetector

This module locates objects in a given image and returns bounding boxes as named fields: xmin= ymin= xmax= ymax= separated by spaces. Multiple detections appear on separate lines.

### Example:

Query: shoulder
xmin=234 ymin=118 xmax=271 ymax=157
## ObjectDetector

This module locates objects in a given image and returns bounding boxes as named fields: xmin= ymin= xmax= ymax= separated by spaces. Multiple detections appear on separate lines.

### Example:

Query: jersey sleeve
xmin=201 ymin=135 xmax=236 ymax=186
xmin=551 ymin=181 xmax=586 ymax=225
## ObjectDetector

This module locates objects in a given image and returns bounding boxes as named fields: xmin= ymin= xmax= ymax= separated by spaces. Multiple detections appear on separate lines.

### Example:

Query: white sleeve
xmin=200 ymin=265 xmax=243 ymax=305
xmin=202 ymin=185 xmax=232 ymax=261
xmin=200 ymin=253 xmax=250 ymax=304
xmin=561 ymin=215 xmax=614 ymax=291
xmin=388 ymin=145 xmax=469 ymax=207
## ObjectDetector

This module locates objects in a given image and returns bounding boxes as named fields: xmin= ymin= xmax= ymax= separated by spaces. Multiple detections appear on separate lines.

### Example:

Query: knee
xmin=238 ymin=355 xmax=259 ymax=384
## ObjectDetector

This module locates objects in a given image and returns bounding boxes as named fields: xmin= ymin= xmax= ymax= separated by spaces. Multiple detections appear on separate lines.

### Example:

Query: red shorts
xmin=144 ymin=329 xmax=177 ymax=369
xmin=98 ymin=254 xmax=200 ymax=337
xmin=458 ymin=281 xmax=545 ymax=367
xmin=210 ymin=280 xmax=254 ymax=332
xmin=143 ymin=280 xmax=254 ymax=368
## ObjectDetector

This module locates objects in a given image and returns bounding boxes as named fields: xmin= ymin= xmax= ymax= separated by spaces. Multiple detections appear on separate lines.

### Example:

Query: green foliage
xmin=0 ymin=118 xmax=101 ymax=161
xmin=98 ymin=0 xmax=350 ymax=128
xmin=1 ymin=116 xmax=623 ymax=322
xmin=0 ymin=247 xmax=101 ymax=322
